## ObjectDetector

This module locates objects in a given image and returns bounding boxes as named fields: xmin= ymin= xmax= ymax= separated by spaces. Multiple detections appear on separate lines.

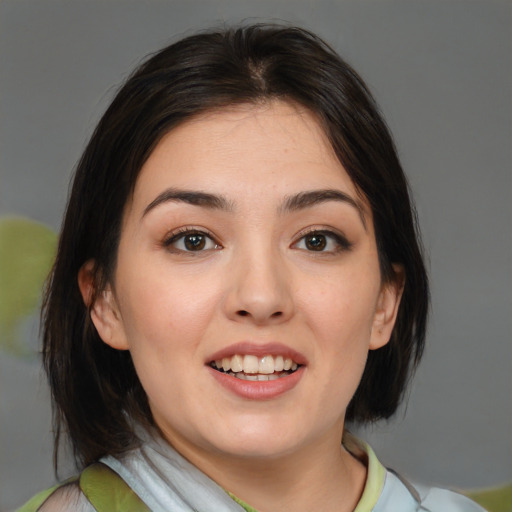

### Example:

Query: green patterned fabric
xmin=227 ymin=491 xmax=260 ymax=512
xmin=16 ymin=464 xmax=150 ymax=512
xmin=80 ymin=463 xmax=151 ymax=511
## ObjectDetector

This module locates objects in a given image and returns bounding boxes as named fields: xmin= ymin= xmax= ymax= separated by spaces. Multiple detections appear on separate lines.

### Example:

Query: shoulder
xmin=17 ymin=462 xmax=150 ymax=512
xmin=346 ymin=436 xmax=486 ymax=512
xmin=376 ymin=469 xmax=487 ymax=512
xmin=416 ymin=482 xmax=488 ymax=512
xmin=17 ymin=481 xmax=93 ymax=512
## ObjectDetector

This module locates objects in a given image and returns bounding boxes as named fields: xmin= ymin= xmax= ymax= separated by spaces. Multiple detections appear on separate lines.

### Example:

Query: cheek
xmin=299 ymin=271 xmax=380 ymax=348
xmin=115 ymin=260 xmax=222 ymax=354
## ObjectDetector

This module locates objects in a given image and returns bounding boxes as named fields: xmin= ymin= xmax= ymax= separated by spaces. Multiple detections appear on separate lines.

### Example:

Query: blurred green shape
xmin=0 ymin=216 xmax=57 ymax=357
xmin=465 ymin=483 xmax=512 ymax=512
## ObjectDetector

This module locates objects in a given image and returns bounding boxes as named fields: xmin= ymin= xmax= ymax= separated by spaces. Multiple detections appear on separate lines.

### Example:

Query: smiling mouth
xmin=209 ymin=354 xmax=301 ymax=381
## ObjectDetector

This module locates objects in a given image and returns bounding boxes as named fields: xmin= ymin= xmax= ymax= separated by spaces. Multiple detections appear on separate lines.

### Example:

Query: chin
xmin=200 ymin=418 xmax=311 ymax=460
xmin=211 ymin=438 xmax=299 ymax=461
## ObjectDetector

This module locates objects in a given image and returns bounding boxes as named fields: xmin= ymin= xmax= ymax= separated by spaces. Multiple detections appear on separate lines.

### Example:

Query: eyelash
xmin=292 ymin=228 xmax=353 ymax=253
xmin=162 ymin=227 xmax=352 ymax=254
xmin=163 ymin=227 xmax=221 ymax=253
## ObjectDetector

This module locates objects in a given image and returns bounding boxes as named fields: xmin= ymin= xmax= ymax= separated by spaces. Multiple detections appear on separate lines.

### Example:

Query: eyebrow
xmin=142 ymin=187 xmax=366 ymax=228
xmin=142 ymin=188 xmax=234 ymax=217
xmin=281 ymin=189 xmax=367 ymax=228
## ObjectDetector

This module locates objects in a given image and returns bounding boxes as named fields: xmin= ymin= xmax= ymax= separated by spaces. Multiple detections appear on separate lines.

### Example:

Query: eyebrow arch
xmin=281 ymin=189 xmax=367 ymax=229
xmin=142 ymin=188 xmax=234 ymax=217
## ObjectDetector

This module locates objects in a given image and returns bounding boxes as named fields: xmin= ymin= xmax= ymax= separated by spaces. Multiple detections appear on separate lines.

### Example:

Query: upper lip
xmin=206 ymin=342 xmax=308 ymax=366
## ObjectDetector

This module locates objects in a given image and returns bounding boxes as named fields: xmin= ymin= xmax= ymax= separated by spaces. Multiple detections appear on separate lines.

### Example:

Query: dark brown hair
xmin=43 ymin=24 xmax=429 ymax=470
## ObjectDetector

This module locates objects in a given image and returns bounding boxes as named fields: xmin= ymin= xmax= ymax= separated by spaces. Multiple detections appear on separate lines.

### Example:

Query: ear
xmin=369 ymin=264 xmax=405 ymax=350
xmin=78 ymin=260 xmax=129 ymax=351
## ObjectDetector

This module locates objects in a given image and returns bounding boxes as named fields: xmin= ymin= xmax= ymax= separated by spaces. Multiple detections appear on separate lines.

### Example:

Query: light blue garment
xmin=19 ymin=429 xmax=486 ymax=511
xmin=374 ymin=471 xmax=485 ymax=512
xmin=100 ymin=437 xmax=243 ymax=512
xmin=98 ymin=431 xmax=485 ymax=512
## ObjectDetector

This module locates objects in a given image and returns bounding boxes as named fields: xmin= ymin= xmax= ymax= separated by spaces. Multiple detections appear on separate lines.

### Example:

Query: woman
xmin=19 ymin=24 xmax=483 ymax=511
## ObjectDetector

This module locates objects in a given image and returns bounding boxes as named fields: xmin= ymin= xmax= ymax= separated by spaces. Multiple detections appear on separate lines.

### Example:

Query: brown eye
xmin=305 ymin=234 xmax=327 ymax=251
xmin=293 ymin=230 xmax=352 ymax=253
xmin=184 ymin=233 xmax=206 ymax=251
xmin=164 ymin=230 xmax=220 ymax=253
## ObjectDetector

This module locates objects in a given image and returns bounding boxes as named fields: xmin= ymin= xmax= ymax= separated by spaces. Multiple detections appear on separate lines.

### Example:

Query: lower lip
xmin=207 ymin=366 xmax=305 ymax=400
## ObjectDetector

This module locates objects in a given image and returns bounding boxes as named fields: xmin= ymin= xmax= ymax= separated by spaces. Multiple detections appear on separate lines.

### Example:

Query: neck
xmin=161 ymin=426 xmax=367 ymax=512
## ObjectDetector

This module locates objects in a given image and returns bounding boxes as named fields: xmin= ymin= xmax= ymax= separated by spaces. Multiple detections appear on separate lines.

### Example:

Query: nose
xmin=223 ymin=246 xmax=294 ymax=326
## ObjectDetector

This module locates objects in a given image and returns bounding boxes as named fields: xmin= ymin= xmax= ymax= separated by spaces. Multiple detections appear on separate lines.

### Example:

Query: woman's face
xmin=87 ymin=101 xmax=401 ymax=465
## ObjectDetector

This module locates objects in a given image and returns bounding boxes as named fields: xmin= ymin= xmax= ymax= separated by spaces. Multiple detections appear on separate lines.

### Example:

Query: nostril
xmin=235 ymin=310 xmax=285 ymax=320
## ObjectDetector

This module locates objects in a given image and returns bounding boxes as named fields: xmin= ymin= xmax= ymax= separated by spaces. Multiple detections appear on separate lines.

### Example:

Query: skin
xmin=80 ymin=101 xmax=403 ymax=512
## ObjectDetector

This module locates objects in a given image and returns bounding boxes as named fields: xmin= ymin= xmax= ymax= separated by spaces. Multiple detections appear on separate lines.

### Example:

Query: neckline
xmin=226 ymin=433 xmax=387 ymax=512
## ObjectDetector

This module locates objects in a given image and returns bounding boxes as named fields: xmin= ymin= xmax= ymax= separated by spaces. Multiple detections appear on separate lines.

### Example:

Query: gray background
xmin=1 ymin=1 xmax=511 ymax=510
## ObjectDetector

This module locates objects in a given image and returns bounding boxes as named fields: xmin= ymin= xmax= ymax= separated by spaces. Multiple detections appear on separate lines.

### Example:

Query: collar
xmin=344 ymin=433 xmax=387 ymax=512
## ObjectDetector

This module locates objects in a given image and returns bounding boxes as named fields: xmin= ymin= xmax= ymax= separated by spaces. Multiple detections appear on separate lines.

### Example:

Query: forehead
xmin=130 ymin=101 xmax=366 ymax=214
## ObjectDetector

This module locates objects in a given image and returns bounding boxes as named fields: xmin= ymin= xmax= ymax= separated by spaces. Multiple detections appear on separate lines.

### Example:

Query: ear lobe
xmin=78 ymin=260 xmax=129 ymax=351
xmin=369 ymin=264 xmax=405 ymax=350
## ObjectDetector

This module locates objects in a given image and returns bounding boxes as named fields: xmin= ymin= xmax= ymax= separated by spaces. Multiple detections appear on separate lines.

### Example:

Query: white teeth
xmin=259 ymin=355 xmax=274 ymax=374
xmin=256 ymin=373 xmax=281 ymax=381
xmin=243 ymin=355 xmax=259 ymax=374
xmin=231 ymin=354 xmax=243 ymax=373
xmin=229 ymin=371 xmax=290 ymax=381
xmin=213 ymin=354 xmax=301 ymax=377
